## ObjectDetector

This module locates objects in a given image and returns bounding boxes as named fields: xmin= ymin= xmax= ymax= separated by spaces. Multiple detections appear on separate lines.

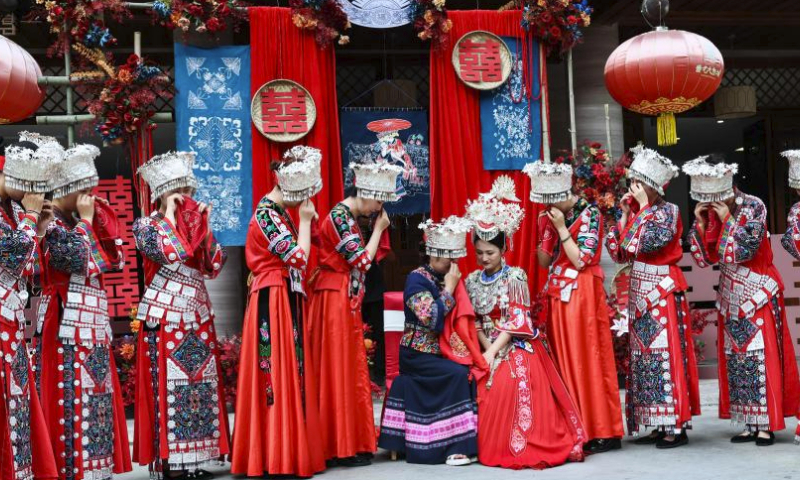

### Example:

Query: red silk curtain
xmin=430 ymin=10 xmax=547 ymax=293
xmin=249 ymin=6 xmax=344 ymax=216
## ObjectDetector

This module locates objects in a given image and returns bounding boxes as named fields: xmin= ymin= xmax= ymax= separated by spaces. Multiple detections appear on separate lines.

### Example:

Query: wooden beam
xmin=613 ymin=10 xmax=800 ymax=27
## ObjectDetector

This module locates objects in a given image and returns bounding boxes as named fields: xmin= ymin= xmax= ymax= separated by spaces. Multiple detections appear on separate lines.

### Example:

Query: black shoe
xmin=633 ymin=431 xmax=665 ymax=445
xmin=656 ymin=432 xmax=688 ymax=449
xmin=755 ymin=432 xmax=775 ymax=447
xmin=731 ymin=432 xmax=757 ymax=444
xmin=587 ymin=438 xmax=622 ymax=453
xmin=337 ymin=456 xmax=372 ymax=467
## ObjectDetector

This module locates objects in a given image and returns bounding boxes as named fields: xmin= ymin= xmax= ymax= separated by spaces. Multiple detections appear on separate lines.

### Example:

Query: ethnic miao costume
xmin=684 ymin=156 xmax=800 ymax=434
xmin=605 ymin=146 xmax=701 ymax=436
xmin=464 ymin=176 xmax=586 ymax=468
xmin=307 ymin=160 xmax=401 ymax=460
xmin=132 ymin=152 xmax=230 ymax=478
xmin=379 ymin=216 xmax=480 ymax=464
xmin=0 ymin=140 xmax=58 ymax=480
xmin=37 ymin=144 xmax=132 ymax=480
xmin=780 ymin=149 xmax=800 ymax=262
xmin=231 ymin=146 xmax=325 ymax=477
xmin=524 ymin=161 xmax=625 ymax=442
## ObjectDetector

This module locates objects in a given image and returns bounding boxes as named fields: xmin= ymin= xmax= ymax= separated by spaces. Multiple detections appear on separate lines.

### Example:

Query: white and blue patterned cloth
xmin=479 ymin=37 xmax=542 ymax=171
xmin=175 ymin=43 xmax=252 ymax=246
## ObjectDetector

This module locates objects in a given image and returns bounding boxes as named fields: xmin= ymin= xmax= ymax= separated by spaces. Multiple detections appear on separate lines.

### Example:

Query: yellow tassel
xmin=657 ymin=113 xmax=678 ymax=146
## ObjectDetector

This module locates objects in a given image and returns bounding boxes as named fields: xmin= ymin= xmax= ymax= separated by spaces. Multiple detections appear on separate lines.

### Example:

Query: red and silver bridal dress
xmin=132 ymin=208 xmax=230 ymax=478
xmin=307 ymin=203 xmax=376 ymax=460
xmin=690 ymin=191 xmax=800 ymax=432
xmin=606 ymin=200 xmax=701 ymax=436
xmin=37 ymin=205 xmax=131 ymax=480
xmin=466 ymin=265 xmax=585 ymax=469
xmin=0 ymin=201 xmax=57 ymax=480
xmin=231 ymin=197 xmax=325 ymax=477
xmin=541 ymin=197 xmax=624 ymax=442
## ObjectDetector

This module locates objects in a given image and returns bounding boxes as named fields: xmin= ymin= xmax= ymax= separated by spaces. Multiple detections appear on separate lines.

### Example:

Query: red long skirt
xmin=231 ymin=284 xmax=325 ymax=477
xmin=546 ymin=274 xmax=625 ymax=441
xmin=477 ymin=340 xmax=585 ymax=469
xmin=307 ymin=273 xmax=376 ymax=460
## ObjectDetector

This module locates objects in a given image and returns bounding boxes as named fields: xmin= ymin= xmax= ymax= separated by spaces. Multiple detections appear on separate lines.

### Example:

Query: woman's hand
xmin=620 ymin=192 xmax=633 ymax=215
xmin=374 ymin=209 xmax=390 ymax=232
xmin=76 ymin=194 xmax=95 ymax=223
xmin=444 ymin=262 xmax=461 ymax=294
xmin=546 ymin=207 xmax=566 ymax=230
xmin=631 ymin=182 xmax=649 ymax=208
xmin=299 ymin=200 xmax=317 ymax=224
xmin=694 ymin=202 xmax=709 ymax=230
xmin=711 ymin=201 xmax=730 ymax=221
xmin=482 ymin=349 xmax=496 ymax=367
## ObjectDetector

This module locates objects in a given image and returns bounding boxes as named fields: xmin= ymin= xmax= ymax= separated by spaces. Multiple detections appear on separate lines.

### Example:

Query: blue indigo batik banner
xmin=175 ymin=43 xmax=251 ymax=246
xmin=479 ymin=37 xmax=542 ymax=171
xmin=340 ymin=108 xmax=430 ymax=215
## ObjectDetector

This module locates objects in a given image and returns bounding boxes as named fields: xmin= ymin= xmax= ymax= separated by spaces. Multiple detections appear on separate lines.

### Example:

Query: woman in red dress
xmin=231 ymin=146 xmax=325 ymax=477
xmin=38 ymin=143 xmax=132 ymax=480
xmin=0 ymin=138 xmax=59 ymax=480
xmin=524 ymin=161 xmax=625 ymax=454
xmin=685 ymin=154 xmax=800 ymax=446
xmin=464 ymin=176 xmax=586 ymax=468
xmin=307 ymin=161 xmax=401 ymax=467
xmin=132 ymin=152 xmax=230 ymax=478
xmin=606 ymin=146 xmax=700 ymax=449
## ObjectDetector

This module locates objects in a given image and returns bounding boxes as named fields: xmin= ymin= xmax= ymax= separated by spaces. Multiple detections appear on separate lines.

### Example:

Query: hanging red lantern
xmin=604 ymin=28 xmax=724 ymax=146
xmin=0 ymin=34 xmax=46 ymax=124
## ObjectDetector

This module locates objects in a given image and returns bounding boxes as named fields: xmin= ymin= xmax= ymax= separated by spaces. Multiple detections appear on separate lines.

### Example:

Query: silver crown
xmin=51 ymin=144 xmax=101 ymax=199
xmin=4 ymin=133 xmax=64 ymax=193
xmin=18 ymin=131 xmax=61 ymax=148
xmin=522 ymin=160 xmax=573 ymax=203
xmin=682 ymin=156 xmax=738 ymax=202
xmin=138 ymin=151 xmax=199 ymax=202
xmin=350 ymin=161 xmax=403 ymax=202
xmin=419 ymin=215 xmax=472 ymax=259
xmin=277 ymin=146 xmax=323 ymax=203
xmin=628 ymin=145 xmax=679 ymax=195
xmin=781 ymin=150 xmax=800 ymax=189
xmin=465 ymin=175 xmax=525 ymax=242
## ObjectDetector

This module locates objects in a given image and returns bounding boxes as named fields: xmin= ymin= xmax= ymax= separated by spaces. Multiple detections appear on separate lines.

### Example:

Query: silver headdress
xmin=4 ymin=132 xmax=64 ymax=193
xmin=465 ymin=175 xmax=525 ymax=243
xmin=51 ymin=144 xmax=101 ymax=199
xmin=522 ymin=160 xmax=573 ymax=204
xmin=627 ymin=145 xmax=679 ymax=195
xmin=137 ymin=151 xmax=198 ymax=202
xmin=420 ymin=215 xmax=472 ymax=259
xmin=682 ymin=155 xmax=738 ymax=202
xmin=781 ymin=150 xmax=800 ymax=189
xmin=277 ymin=146 xmax=323 ymax=203
xmin=350 ymin=161 xmax=403 ymax=202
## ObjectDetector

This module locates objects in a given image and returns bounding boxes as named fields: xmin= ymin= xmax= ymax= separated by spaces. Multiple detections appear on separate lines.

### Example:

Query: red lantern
xmin=0 ymin=35 xmax=46 ymax=125
xmin=604 ymin=28 xmax=724 ymax=146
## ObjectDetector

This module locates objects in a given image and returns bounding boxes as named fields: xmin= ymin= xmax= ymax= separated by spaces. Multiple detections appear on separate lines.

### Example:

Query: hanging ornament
xmin=604 ymin=25 xmax=724 ymax=147
xmin=0 ymin=34 xmax=46 ymax=124
xmin=251 ymin=79 xmax=317 ymax=143
xmin=451 ymin=31 xmax=512 ymax=91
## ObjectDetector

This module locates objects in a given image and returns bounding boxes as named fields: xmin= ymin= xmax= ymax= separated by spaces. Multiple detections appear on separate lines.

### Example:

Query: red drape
xmin=430 ymin=10 xmax=547 ymax=293
xmin=249 ymin=6 xmax=344 ymax=217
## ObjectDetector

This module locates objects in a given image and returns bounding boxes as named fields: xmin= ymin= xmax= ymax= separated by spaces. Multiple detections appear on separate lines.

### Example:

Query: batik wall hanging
xmin=340 ymin=108 xmax=430 ymax=215
xmin=174 ymin=43 xmax=252 ymax=246
xmin=479 ymin=37 xmax=542 ymax=171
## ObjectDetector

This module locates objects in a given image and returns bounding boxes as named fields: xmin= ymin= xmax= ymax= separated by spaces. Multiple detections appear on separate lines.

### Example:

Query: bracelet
xmin=25 ymin=209 xmax=40 ymax=216
xmin=560 ymin=235 xmax=571 ymax=243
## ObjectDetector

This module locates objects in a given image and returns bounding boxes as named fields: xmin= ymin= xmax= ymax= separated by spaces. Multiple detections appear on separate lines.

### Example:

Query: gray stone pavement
xmin=118 ymin=380 xmax=800 ymax=480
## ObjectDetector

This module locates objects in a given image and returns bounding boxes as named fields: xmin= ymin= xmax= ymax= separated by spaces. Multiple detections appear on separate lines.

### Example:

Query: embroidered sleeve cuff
xmin=440 ymin=289 xmax=456 ymax=316
xmin=689 ymin=227 xmax=712 ymax=267
xmin=619 ymin=207 xmax=655 ymax=254
xmin=717 ymin=214 xmax=738 ymax=261
xmin=158 ymin=217 xmax=190 ymax=264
